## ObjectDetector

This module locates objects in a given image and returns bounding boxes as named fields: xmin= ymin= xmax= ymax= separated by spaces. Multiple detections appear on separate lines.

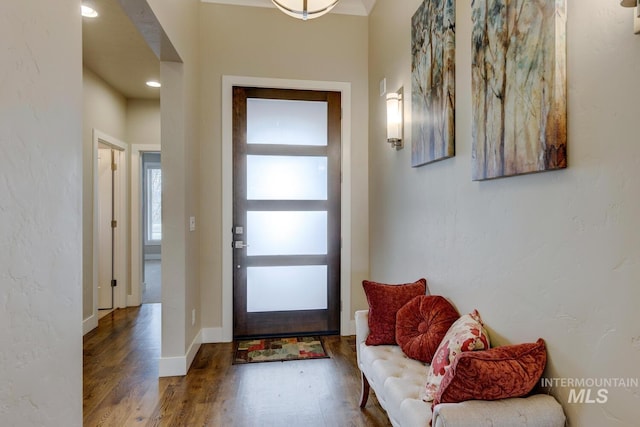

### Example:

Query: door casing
xmin=221 ymin=75 xmax=353 ymax=342
xmin=130 ymin=144 xmax=162 ymax=307
xmin=232 ymin=86 xmax=341 ymax=338
xmin=88 ymin=130 xmax=129 ymax=332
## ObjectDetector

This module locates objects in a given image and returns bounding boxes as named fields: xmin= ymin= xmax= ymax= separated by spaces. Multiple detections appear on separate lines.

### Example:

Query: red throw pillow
xmin=434 ymin=338 xmax=547 ymax=405
xmin=363 ymin=278 xmax=428 ymax=345
xmin=396 ymin=295 xmax=460 ymax=363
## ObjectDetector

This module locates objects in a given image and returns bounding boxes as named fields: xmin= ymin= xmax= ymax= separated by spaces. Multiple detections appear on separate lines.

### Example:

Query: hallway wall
xmin=146 ymin=0 xmax=202 ymax=368
xmin=126 ymin=99 xmax=161 ymax=146
xmin=82 ymin=66 xmax=128 ymax=320
xmin=0 ymin=0 xmax=83 ymax=425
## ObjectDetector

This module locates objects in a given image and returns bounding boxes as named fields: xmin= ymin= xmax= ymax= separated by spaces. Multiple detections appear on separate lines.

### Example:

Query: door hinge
xmin=111 ymin=162 xmax=117 ymax=171
xmin=111 ymin=279 xmax=117 ymax=287
xmin=111 ymin=220 xmax=117 ymax=228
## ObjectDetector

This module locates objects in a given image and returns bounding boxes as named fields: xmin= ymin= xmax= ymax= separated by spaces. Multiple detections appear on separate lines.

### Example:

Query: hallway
xmin=82 ymin=304 xmax=391 ymax=426
xmin=142 ymin=260 xmax=161 ymax=304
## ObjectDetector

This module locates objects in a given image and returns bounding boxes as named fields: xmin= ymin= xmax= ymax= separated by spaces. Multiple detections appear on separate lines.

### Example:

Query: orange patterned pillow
xmin=363 ymin=278 xmax=428 ymax=345
xmin=395 ymin=295 xmax=460 ymax=363
xmin=434 ymin=339 xmax=547 ymax=405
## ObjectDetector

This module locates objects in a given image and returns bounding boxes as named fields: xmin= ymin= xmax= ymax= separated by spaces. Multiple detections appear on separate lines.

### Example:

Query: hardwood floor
xmin=83 ymin=304 xmax=391 ymax=427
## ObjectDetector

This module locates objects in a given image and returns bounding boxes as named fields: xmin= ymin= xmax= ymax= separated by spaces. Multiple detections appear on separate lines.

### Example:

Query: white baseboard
xmin=159 ymin=330 xmax=202 ymax=377
xmin=185 ymin=330 xmax=201 ymax=372
xmin=202 ymin=327 xmax=228 ymax=343
xmin=83 ymin=314 xmax=98 ymax=335
xmin=158 ymin=355 xmax=186 ymax=377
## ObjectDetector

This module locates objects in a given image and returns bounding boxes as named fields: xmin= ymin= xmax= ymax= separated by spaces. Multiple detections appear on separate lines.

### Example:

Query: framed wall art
xmin=411 ymin=0 xmax=456 ymax=167
xmin=471 ymin=0 xmax=567 ymax=180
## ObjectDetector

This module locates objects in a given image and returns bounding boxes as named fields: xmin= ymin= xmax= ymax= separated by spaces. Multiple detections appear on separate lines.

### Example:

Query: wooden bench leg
xmin=359 ymin=371 xmax=370 ymax=408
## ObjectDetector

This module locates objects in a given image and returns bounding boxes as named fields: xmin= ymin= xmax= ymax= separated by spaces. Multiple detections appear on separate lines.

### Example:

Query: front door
xmin=232 ymin=86 xmax=341 ymax=338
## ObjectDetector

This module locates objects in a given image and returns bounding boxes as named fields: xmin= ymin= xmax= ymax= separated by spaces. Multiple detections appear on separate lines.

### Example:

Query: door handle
xmin=233 ymin=241 xmax=249 ymax=249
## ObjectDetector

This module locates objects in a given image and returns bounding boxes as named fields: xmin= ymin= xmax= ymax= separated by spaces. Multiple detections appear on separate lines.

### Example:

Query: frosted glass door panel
xmin=247 ymin=211 xmax=327 ymax=256
xmin=247 ymin=155 xmax=327 ymax=200
xmin=247 ymin=98 xmax=327 ymax=146
xmin=247 ymin=266 xmax=327 ymax=312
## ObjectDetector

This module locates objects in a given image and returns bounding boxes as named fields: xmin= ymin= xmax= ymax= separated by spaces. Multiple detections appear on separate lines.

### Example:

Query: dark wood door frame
xmin=232 ymin=86 xmax=341 ymax=338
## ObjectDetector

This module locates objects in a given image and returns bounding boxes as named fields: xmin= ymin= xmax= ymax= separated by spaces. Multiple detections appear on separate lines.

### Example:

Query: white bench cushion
xmin=359 ymin=342 xmax=432 ymax=427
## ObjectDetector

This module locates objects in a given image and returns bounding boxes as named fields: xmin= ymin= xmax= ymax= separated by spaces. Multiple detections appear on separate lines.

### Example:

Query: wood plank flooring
xmin=83 ymin=304 xmax=391 ymax=427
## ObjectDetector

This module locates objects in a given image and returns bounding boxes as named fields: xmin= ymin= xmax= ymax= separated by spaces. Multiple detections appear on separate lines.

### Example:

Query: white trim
xmin=158 ymin=356 xmax=184 ymax=378
xmin=92 ymin=130 xmax=129 ymax=322
xmin=159 ymin=330 xmax=202 ymax=377
xmin=221 ymin=75 xmax=353 ymax=341
xmin=131 ymin=144 xmax=161 ymax=307
xmin=201 ymin=327 xmax=224 ymax=343
xmin=83 ymin=314 xmax=98 ymax=335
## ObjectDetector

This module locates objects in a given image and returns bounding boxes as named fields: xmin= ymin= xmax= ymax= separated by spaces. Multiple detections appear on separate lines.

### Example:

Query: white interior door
xmin=97 ymin=146 xmax=114 ymax=310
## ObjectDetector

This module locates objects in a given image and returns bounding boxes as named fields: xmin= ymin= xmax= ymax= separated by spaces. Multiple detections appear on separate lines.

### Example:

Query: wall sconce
xmin=386 ymin=89 xmax=403 ymax=150
xmin=621 ymin=0 xmax=640 ymax=34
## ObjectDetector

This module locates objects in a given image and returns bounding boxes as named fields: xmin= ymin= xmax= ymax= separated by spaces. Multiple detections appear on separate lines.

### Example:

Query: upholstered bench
xmin=356 ymin=309 xmax=566 ymax=427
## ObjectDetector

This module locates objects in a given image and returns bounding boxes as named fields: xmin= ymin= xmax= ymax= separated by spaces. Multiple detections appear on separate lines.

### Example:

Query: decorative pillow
xmin=363 ymin=278 xmax=428 ymax=346
xmin=395 ymin=295 xmax=460 ymax=363
xmin=434 ymin=338 xmax=547 ymax=405
xmin=423 ymin=309 xmax=490 ymax=401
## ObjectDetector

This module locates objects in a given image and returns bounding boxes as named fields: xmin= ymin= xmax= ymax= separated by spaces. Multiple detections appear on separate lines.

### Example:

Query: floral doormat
xmin=233 ymin=336 xmax=329 ymax=364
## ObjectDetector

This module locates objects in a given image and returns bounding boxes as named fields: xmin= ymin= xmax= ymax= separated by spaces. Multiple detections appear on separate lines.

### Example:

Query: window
xmin=145 ymin=163 xmax=162 ymax=243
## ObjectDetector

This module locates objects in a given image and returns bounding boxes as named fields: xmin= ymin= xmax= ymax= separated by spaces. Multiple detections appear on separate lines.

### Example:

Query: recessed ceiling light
xmin=81 ymin=5 xmax=98 ymax=18
xmin=146 ymin=81 xmax=162 ymax=88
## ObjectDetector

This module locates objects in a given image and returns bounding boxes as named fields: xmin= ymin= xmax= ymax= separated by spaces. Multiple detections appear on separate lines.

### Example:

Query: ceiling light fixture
xmin=81 ymin=4 xmax=98 ymax=18
xmin=146 ymin=81 xmax=161 ymax=88
xmin=272 ymin=0 xmax=340 ymax=21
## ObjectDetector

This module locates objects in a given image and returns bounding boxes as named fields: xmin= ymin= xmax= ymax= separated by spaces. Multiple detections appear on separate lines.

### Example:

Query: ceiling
xmin=82 ymin=0 xmax=161 ymax=100
xmin=82 ymin=0 xmax=376 ymax=100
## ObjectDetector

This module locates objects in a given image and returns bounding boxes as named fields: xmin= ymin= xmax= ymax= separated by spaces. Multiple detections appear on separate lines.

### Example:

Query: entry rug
xmin=233 ymin=336 xmax=329 ymax=364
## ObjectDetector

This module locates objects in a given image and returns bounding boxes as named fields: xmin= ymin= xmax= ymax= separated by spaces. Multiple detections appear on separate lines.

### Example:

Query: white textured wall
xmin=0 ymin=0 xmax=82 ymax=425
xmin=197 ymin=3 xmax=370 ymax=331
xmin=369 ymin=1 xmax=640 ymax=425
xmin=82 ymin=66 xmax=127 ymax=321
xmin=147 ymin=0 xmax=201 ymax=362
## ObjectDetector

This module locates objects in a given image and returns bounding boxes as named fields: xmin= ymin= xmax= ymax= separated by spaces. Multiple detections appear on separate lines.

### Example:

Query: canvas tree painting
xmin=411 ymin=0 xmax=456 ymax=167
xmin=471 ymin=0 xmax=567 ymax=180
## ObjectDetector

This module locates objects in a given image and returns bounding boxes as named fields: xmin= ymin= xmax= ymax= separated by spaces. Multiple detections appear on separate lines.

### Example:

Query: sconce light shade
xmin=386 ymin=91 xmax=403 ymax=149
xmin=272 ymin=0 xmax=340 ymax=20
